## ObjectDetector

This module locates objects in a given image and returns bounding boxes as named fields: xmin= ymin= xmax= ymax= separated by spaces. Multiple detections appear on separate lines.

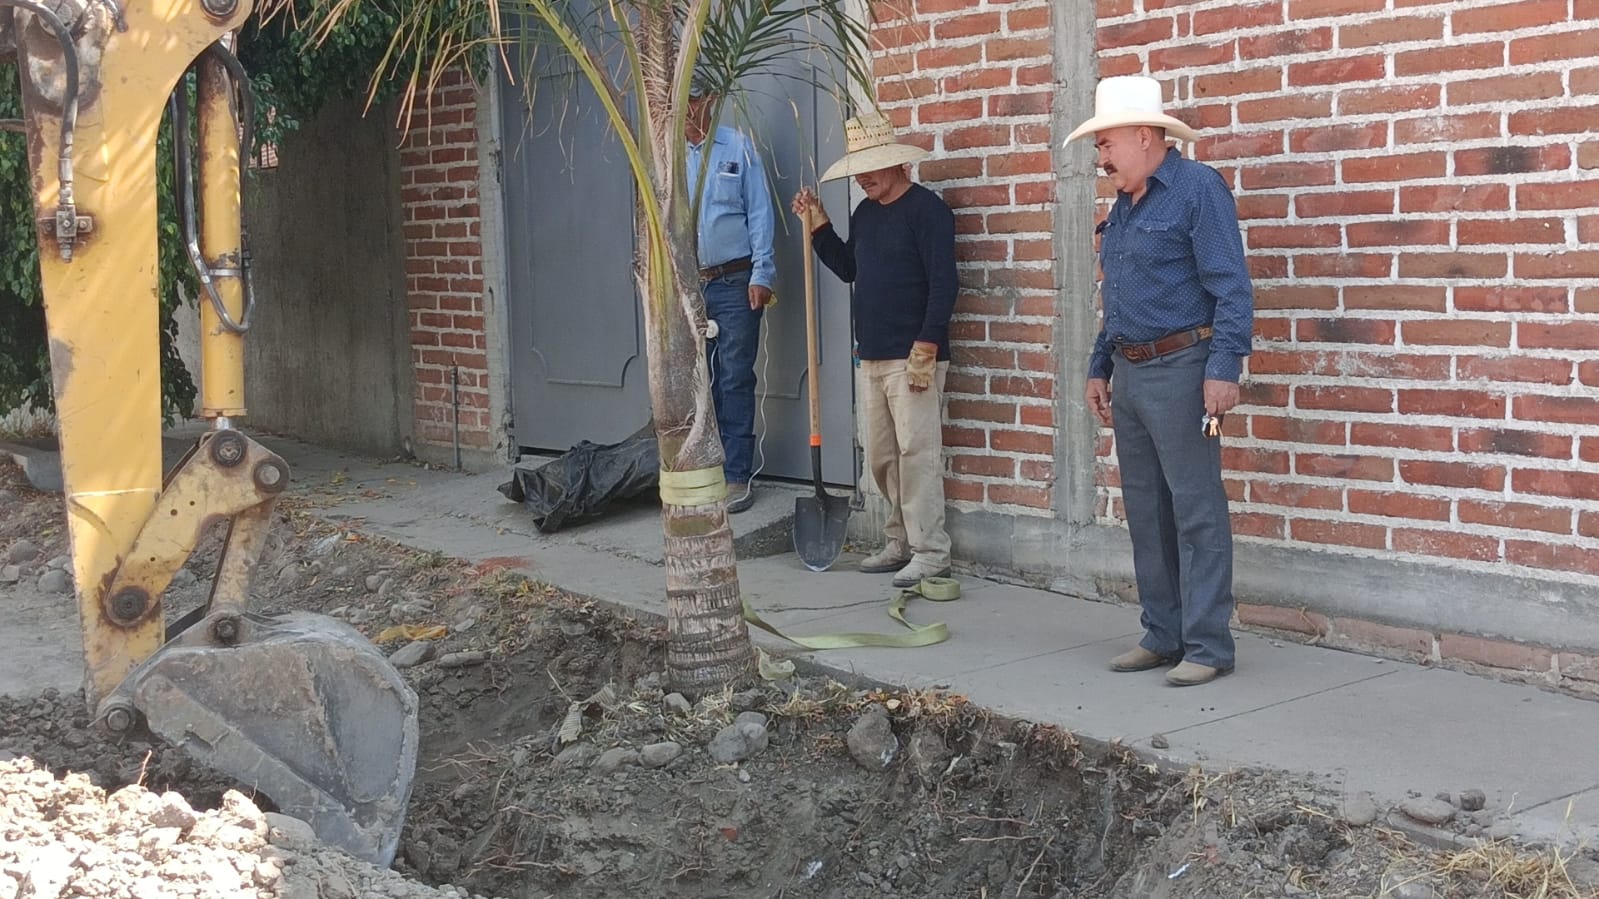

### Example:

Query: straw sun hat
xmin=820 ymin=112 xmax=930 ymax=182
xmin=1064 ymin=75 xmax=1198 ymax=144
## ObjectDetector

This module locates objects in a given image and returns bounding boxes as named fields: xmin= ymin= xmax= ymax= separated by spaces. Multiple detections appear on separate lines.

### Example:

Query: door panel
xmin=501 ymin=63 xmax=649 ymax=450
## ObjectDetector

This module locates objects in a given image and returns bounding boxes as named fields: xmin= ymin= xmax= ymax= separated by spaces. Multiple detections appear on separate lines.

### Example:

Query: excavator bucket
xmin=99 ymin=611 xmax=418 ymax=867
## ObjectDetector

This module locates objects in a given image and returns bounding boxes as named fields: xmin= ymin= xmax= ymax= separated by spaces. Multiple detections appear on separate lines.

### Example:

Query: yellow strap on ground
xmin=658 ymin=466 xmax=727 ymax=507
xmin=742 ymin=577 xmax=958 ymax=650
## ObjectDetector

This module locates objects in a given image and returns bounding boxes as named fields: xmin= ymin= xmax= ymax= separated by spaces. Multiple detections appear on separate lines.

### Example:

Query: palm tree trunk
xmin=634 ymin=16 xmax=755 ymax=692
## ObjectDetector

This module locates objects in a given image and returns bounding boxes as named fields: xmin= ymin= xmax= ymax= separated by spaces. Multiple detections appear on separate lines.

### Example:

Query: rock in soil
xmin=846 ymin=705 xmax=899 ymax=770
xmin=639 ymin=742 xmax=682 ymax=769
xmin=5 ymin=538 xmax=39 ymax=564
xmin=1458 ymin=788 xmax=1486 ymax=812
xmin=707 ymin=716 xmax=768 ymax=764
xmin=390 ymin=640 xmax=437 ymax=669
xmin=1400 ymin=797 xmax=1457 ymax=826
xmin=1341 ymin=792 xmax=1380 ymax=827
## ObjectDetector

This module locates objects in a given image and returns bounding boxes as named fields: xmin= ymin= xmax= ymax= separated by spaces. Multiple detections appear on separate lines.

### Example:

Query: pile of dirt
xmin=0 ymin=756 xmax=492 ymax=899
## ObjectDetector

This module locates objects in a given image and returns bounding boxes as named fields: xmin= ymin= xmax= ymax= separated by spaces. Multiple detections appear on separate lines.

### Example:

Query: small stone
xmin=365 ymin=574 xmax=384 ymax=593
xmin=6 ymin=539 xmax=39 ymax=564
xmin=37 ymin=568 xmax=71 ymax=594
xmin=389 ymin=641 xmax=436 ymax=669
xmin=437 ymin=651 xmax=487 ymax=669
xmin=0 ymin=564 xmax=19 ymax=584
xmin=1399 ymin=797 xmax=1457 ymax=826
xmin=906 ymin=728 xmax=952 ymax=781
xmin=1341 ymin=792 xmax=1380 ymax=827
xmin=730 ymin=689 xmax=765 ymax=712
xmin=737 ymin=768 xmax=751 ymax=783
xmin=1435 ymin=791 xmax=1454 ymax=805
xmin=592 ymin=748 xmax=639 ymax=775
xmin=148 ymin=791 xmax=199 ymax=830
xmin=640 ymin=742 xmax=682 ymax=769
xmin=263 ymin=812 xmax=318 ymax=849
xmin=1390 ymin=882 xmax=1436 ymax=899
xmin=707 ymin=720 xmax=768 ymax=764
xmin=45 ymin=554 xmax=68 ymax=570
xmin=454 ymin=618 xmax=477 ymax=634
xmin=559 ymin=622 xmax=590 ymax=637
xmin=555 ymin=743 xmax=601 ymax=769
xmin=330 ymin=565 xmax=351 ymax=579
xmin=1151 ymin=733 xmax=1170 ymax=750
xmin=663 ymin=693 xmax=692 ymax=716
xmin=733 ymin=711 xmax=768 ymax=731
xmin=1458 ymin=789 xmax=1486 ymax=812
xmin=846 ymin=706 xmax=899 ymax=771
xmin=169 ymin=567 xmax=198 ymax=589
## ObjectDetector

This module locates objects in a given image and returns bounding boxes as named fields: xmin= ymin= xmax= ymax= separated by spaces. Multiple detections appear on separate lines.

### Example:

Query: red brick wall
xmin=400 ymin=70 xmax=493 ymax=455
xmin=871 ymin=0 xmax=1061 ymax=515
xmin=1094 ymin=0 xmax=1599 ymax=581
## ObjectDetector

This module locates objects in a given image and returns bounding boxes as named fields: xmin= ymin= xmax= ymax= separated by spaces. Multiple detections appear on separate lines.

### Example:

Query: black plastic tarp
xmin=497 ymin=434 xmax=659 ymax=533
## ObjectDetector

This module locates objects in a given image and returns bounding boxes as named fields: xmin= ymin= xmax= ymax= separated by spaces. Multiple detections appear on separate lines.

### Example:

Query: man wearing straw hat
xmin=1065 ymin=75 xmax=1254 ymax=687
xmin=791 ymin=112 xmax=957 ymax=589
xmin=687 ymin=77 xmax=777 ymax=514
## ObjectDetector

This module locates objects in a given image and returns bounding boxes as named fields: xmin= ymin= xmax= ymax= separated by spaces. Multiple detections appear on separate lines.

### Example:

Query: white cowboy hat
xmin=1064 ymin=75 xmax=1199 ymax=145
xmin=820 ymin=112 xmax=930 ymax=182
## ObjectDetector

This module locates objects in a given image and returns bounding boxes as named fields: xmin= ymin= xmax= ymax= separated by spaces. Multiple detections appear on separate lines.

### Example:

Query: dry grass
xmin=1426 ymin=838 xmax=1599 ymax=899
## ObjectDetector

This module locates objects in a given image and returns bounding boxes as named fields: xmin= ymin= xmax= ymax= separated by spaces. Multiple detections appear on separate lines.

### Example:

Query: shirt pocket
xmin=711 ymin=171 xmax=742 ymax=206
xmin=1130 ymin=220 xmax=1188 ymax=265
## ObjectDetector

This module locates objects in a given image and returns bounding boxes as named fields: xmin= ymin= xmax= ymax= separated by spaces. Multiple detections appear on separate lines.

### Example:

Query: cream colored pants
xmin=859 ymin=358 xmax=951 ymax=568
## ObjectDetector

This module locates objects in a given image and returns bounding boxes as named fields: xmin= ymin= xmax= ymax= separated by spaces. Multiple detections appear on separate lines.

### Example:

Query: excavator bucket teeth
xmin=103 ymin=611 xmax=419 ymax=866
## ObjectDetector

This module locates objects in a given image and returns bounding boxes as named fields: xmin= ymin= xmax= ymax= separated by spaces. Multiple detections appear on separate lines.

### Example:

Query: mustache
xmin=1102 ymin=164 xmax=1118 ymax=175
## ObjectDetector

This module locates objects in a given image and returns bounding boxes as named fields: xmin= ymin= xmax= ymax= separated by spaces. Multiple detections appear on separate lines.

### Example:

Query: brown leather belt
xmin=1114 ymin=325 xmax=1213 ymax=363
xmin=698 ymin=256 xmax=753 ymax=283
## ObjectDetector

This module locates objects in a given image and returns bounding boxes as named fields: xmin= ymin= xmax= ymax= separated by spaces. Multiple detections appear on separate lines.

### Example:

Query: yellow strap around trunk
xmin=657 ymin=466 xmax=727 ymax=507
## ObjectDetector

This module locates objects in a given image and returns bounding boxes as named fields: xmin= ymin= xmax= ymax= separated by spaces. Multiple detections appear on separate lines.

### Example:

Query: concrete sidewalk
xmin=265 ymin=433 xmax=1599 ymax=851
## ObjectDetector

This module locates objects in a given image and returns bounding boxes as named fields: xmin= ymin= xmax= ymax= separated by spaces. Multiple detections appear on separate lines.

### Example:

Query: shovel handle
xmin=802 ymin=203 xmax=822 ymax=446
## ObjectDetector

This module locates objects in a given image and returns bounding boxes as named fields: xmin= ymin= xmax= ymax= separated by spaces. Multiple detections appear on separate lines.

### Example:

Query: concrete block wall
xmin=399 ymin=68 xmax=495 ymax=461
xmin=1093 ymin=0 xmax=1599 ymax=583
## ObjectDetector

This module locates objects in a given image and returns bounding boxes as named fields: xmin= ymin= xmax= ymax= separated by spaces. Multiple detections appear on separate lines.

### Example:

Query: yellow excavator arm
xmin=3 ymin=0 xmax=417 ymax=866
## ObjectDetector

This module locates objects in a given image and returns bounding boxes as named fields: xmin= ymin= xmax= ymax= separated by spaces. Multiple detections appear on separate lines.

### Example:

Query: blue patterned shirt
xmin=1089 ymin=148 xmax=1254 ymax=383
xmin=687 ymin=126 xmax=776 ymax=289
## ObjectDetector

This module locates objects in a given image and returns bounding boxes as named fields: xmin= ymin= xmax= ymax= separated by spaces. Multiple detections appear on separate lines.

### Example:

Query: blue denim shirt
xmin=687 ymin=126 xmax=776 ymax=289
xmin=1089 ymin=148 xmax=1254 ymax=383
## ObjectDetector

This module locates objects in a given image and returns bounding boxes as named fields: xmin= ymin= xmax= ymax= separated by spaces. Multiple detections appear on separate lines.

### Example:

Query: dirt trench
xmin=3 ymin=460 xmax=1598 ymax=899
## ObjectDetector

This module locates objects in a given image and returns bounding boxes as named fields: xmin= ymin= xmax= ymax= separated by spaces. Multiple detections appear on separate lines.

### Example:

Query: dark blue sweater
xmin=811 ymin=183 xmax=957 ymax=361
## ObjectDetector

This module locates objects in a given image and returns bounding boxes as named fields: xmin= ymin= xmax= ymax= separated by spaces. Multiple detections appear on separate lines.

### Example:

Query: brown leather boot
xmin=1165 ymin=661 xmax=1232 ymax=686
xmin=1108 ymin=646 xmax=1180 ymax=672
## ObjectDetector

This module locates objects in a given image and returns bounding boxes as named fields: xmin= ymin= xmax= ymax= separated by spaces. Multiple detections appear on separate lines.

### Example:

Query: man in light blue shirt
xmin=686 ymin=81 xmax=776 ymax=514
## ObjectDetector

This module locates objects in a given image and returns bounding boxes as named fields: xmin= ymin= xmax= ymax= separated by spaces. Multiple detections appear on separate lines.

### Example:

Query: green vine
xmin=0 ymin=1 xmax=436 ymax=423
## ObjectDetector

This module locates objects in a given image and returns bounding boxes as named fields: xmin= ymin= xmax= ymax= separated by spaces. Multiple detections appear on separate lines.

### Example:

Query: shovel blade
xmin=794 ymin=492 xmax=852 ymax=571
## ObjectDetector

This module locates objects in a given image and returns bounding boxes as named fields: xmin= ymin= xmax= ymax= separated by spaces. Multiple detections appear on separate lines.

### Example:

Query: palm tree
xmin=270 ymin=0 xmax=870 ymax=693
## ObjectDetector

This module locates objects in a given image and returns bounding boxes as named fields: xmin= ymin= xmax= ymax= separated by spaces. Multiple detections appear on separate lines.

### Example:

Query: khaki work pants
xmin=859 ymin=358 xmax=951 ymax=569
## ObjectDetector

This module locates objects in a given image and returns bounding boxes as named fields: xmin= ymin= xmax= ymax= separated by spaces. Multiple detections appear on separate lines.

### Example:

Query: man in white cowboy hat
xmin=686 ymin=75 xmax=777 ymax=514
xmin=791 ymin=112 xmax=957 ymax=588
xmin=1066 ymin=75 xmax=1254 ymax=687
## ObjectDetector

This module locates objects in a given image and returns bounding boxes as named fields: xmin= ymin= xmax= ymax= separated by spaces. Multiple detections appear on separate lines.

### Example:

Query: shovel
xmin=793 ymin=204 xmax=851 ymax=571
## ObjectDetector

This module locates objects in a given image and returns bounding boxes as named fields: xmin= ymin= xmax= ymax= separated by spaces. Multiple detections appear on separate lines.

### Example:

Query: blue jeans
xmin=703 ymin=271 xmax=761 ymax=485
xmin=1111 ymin=339 xmax=1236 ymax=670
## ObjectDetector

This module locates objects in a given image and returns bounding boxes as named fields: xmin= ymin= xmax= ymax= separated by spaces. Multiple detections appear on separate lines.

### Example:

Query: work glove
xmin=906 ymin=341 xmax=938 ymax=392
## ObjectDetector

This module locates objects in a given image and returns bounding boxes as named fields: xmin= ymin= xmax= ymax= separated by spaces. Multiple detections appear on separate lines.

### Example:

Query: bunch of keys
xmin=1200 ymin=412 xmax=1224 ymax=439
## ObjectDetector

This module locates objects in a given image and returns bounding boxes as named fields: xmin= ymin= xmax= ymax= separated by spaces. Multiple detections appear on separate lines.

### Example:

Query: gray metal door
xmin=501 ymin=63 xmax=650 ymax=450
xmin=734 ymin=69 xmax=855 ymax=485
xmin=500 ymin=43 xmax=855 ymax=484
